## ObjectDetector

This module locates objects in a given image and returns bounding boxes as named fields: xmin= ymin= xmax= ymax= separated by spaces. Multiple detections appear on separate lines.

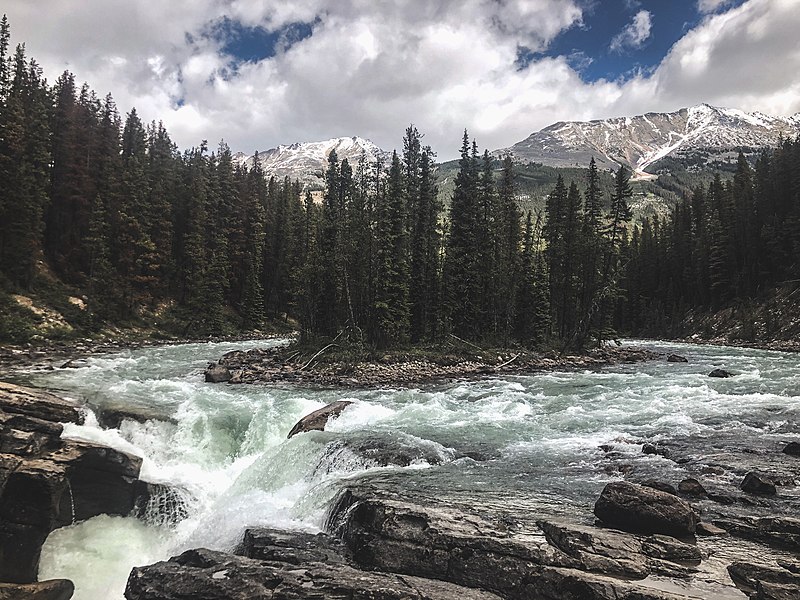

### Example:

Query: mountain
xmin=502 ymin=104 xmax=800 ymax=179
xmin=233 ymin=136 xmax=388 ymax=188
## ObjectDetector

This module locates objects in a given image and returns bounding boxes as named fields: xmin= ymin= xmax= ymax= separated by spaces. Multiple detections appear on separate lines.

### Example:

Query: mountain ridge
xmin=501 ymin=104 xmax=800 ymax=179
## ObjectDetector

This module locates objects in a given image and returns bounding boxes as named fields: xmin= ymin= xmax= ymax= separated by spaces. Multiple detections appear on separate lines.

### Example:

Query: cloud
xmin=697 ymin=0 xmax=736 ymax=13
xmin=610 ymin=10 xmax=653 ymax=53
xmin=2 ymin=0 xmax=799 ymax=160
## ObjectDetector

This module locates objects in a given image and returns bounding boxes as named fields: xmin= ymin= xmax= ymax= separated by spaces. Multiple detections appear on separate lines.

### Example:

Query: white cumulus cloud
xmin=610 ymin=10 xmax=653 ymax=53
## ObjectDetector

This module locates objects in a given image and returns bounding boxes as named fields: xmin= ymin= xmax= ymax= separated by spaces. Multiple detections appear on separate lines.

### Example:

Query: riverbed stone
xmin=204 ymin=364 xmax=231 ymax=383
xmin=124 ymin=547 xmax=504 ymax=600
xmin=287 ymin=400 xmax=353 ymax=438
xmin=594 ymin=481 xmax=698 ymax=537
xmin=678 ymin=478 xmax=707 ymax=498
xmin=667 ymin=354 xmax=688 ymax=363
xmin=741 ymin=471 xmax=777 ymax=495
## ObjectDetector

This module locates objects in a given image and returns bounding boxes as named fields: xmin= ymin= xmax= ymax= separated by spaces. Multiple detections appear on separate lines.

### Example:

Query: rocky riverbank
xmin=204 ymin=343 xmax=658 ymax=387
xmin=0 ymin=382 xmax=179 ymax=597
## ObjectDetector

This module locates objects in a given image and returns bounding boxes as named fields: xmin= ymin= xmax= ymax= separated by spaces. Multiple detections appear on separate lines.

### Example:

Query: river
xmin=12 ymin=339 xmax=800 ymax=599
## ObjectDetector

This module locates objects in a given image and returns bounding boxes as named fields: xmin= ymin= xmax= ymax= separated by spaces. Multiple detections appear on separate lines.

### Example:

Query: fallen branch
xmin=496 ymin=353 xmax=520 ymax=369
xmin=300 ymin=343 xmax=340 ymax=371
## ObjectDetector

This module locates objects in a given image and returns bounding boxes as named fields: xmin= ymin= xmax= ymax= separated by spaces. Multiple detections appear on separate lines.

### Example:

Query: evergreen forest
xmin=1 ymin=16 xmax=799 ymax=349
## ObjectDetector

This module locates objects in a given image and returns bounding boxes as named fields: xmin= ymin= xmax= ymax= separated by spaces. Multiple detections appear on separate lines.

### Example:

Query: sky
xmin=4 ymin=0 xmax=799 ymax=159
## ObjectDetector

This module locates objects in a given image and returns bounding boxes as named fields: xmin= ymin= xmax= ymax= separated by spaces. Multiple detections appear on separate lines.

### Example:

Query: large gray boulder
xmin=594 ymin=481 xmax=698 ymax=537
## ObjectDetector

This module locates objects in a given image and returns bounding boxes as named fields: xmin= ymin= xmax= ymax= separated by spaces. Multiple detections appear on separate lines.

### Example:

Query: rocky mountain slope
xmin=502 ymin=104 xmax=800 ymax=179
xmin=233 ymin=136 xmax=387 ymax=188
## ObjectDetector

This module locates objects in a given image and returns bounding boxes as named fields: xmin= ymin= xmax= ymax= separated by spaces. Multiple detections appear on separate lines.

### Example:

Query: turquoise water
xmin=21 ymin=339 xmax=800 ymax=599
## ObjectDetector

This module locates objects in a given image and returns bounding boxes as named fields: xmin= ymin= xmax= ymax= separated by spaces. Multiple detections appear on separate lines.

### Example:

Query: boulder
xmin=667 ymin=354 xmax=688 ymax=363
xmin=593 ymin=481 xmax=698 ymax=537
xmin=782 ymin=442 xmax=800 ymax=457
xmin=0 ymin=579 xmax=74 ymax=600
xmin=642 ymin=443 xmax=669 ymax=458
xmin=287 ymin=401 xmax=353 ymax=438
xmin=678 ymin=478 xmax=707 ymax=498
xmin=741 ymin=472 xmax=777 ymax=495
xmin=124 ymin=547 xmax=504 ymax=600
xmin=204 ymin=364 xmax=231 ymax=383
xmin=708 ymin=368 xmax=734 ymax=378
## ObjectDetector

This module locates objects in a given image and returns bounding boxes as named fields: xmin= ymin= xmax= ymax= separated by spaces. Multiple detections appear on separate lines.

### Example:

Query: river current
xmin=13 ymin=339 xmax=800 ymax=599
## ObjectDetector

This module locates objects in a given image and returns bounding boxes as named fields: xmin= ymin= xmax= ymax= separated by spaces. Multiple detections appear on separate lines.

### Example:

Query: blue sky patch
xmin=208 ymin=17 xmax=315 ymax=64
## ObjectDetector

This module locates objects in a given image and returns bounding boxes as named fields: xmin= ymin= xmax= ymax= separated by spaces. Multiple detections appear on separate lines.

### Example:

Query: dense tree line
xmin=619 ymin=143 xmax=800 ymax=336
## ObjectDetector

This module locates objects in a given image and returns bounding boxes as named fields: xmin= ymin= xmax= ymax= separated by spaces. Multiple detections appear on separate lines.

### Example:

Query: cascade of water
xmin=66 ymin=479 xmax=76 ymax=525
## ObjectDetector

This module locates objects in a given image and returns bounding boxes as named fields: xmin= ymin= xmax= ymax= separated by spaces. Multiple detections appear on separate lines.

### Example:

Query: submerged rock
xmin=124 ymin=547 xmax=503 ymax=600
xmin=667 ymin=354 xmax=688 ymax=363
xmin=642 ymin=443 xmax=669 ymax=457
xmin=709 ymin=368 xmax=735 ymax=378
xmin=593 ymin=481 xmax=698 ymax=537
xmin=287 ymin=400 xmax=353 ymax=438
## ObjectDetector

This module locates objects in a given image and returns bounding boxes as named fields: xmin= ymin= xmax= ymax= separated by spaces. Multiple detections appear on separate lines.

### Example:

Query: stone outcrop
xmin=0 ymin=382 xmax=143 ymax=583
xmin=124 ymin=547 xmax=504 ymax=600
xmin=713 ymin=516 xmax=800 ymax=551
xmin=237 ymin=528 xmax=351 ymax=565
xmin=593 ymin=481 xmax=698 ymax=537
xmin=324 ymin=485 xmax=702 ymax=600
xmin=287 ymin=401 xmax=352 ymax=438
xmin=204 ymin=364 xmax=232 ymax=383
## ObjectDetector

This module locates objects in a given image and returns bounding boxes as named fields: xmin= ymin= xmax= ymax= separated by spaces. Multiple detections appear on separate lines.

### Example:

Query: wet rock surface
xmin=0 ymin=382 xmax=147 ymax=584
xmin=125 ymin=547 xmax=504 ymax=600
xmin=287 ymin=400 xmax=353 ymax=438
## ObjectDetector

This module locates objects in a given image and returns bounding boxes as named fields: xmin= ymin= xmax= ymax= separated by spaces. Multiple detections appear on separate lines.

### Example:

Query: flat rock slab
xmin=124 ymin=548 xmax=503 ymax=600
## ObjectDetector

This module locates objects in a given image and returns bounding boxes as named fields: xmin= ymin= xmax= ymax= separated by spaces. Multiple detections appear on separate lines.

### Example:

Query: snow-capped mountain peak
xmin=233 ymin=136 xmax=388 ymax=187
xmin=503 ymin=104 xmax=800 ymax=178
